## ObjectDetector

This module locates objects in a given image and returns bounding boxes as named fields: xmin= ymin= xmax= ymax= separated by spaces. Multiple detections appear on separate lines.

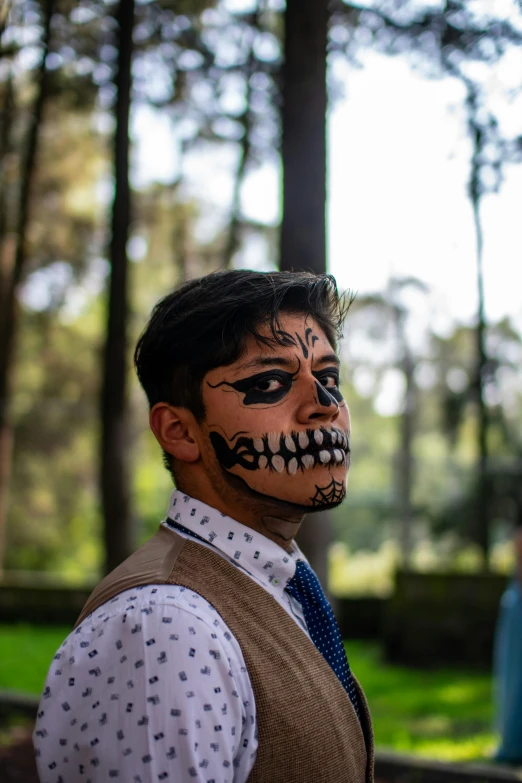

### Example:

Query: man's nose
xmin=295 ymin=378 xmax=340 ymax=425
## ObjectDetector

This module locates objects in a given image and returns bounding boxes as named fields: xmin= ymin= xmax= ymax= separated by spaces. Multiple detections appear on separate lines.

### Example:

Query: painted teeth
xmin=314 ymin=430 xmax=323 ymax=445
xmin=301 ymin=454 xmax=315 ymax=470
xmin=285 ymin=434 xmax=296 ymax=453
xmin=331 ymin=431 xmax=337 ymax=445
xmin=319 ymin=450 xmax=331 ymax=464
xmin=258 ymin=455 xmax=268 ymax=469
xmin=288 ymin=458 xmax=298 ymax=475
xmin=268 ymin=433 xmax=280 ymax=454
xmin=271 ymin=455 xmax=285 ymax=473
xmin=253 ymin=438 xmax=264 ymax=453
xmin=298 ymin=432 xmax=309 ymax=449
xmin=334 ymin=449 xmax=343 ymax=463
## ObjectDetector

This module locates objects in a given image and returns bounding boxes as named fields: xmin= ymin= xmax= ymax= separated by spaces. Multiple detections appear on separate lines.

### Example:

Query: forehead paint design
xmin=209 ymin=426 xmax=350 ymax=475
xmin=276 ymin=327 xmax=319 ymax=359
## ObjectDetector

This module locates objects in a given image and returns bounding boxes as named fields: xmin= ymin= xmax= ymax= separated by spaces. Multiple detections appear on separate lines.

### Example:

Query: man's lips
xmin=227 ymin=427 xmax=351 ymax=474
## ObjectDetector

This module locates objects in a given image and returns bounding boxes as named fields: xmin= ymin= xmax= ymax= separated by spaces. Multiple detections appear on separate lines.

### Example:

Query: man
xmin=34 ymin=269 xmax=373 ymax=782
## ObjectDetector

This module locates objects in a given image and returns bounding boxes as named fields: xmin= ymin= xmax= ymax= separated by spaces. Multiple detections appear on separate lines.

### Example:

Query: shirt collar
xmin=164 ymin=489 xmax=303 ymax=598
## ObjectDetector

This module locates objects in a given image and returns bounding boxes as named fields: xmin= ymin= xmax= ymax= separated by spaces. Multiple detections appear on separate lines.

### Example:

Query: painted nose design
xmin=314 ymin=380 xmax=338 ymax=409
xmin=297 ymin=379 xmax=340 ymax=424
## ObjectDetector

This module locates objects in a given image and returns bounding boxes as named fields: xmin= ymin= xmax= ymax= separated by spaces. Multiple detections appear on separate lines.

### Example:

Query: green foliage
xmin=329 ymin=538 xmax=515 ymax=597
xmin=28 ymin=101 xmax=106 ymax=276
xmin=330 ymin=540 xmax=399 ymax=596
xmin=134 ymin=424 xmax=174 ymax=542
xmin=339 ymin=306 xmax=522 ymax=557
xmin=6 ymin=305 xmax=102 ymax=573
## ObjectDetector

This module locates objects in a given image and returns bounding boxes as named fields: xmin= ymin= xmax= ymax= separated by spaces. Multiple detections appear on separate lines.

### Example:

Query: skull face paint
xmin=208 ymin=426 xmax=350 ymax=474
xmin=201 ymin=313 xmax=350 ymax=510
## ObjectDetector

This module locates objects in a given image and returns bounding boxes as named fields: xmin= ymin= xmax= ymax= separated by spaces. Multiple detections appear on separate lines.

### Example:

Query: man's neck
xmin=173 ymin=482 xmax=304 ymax=550
xmin=257 ymin=514 xmax=303 ymax=551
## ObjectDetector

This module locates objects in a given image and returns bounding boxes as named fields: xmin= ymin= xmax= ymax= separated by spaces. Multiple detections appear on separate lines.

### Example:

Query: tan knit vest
xmin=76 ymin=526 xmax=374 ymax=783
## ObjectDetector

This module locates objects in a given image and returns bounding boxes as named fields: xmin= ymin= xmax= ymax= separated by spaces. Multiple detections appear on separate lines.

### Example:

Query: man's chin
xmin=222 ymin=466 xmax=348 ymax=511
xmin=304 ymin=495 xmax=346 ymax=513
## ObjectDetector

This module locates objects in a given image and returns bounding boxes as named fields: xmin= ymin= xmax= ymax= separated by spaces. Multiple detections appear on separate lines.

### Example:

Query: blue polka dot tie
xmin=286 ymin=559 xmax=360 ymax=720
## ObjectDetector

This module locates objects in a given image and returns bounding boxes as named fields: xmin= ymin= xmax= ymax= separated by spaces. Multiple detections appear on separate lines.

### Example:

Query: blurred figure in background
xmin=493 ymin=499 xmax=522 ymax=765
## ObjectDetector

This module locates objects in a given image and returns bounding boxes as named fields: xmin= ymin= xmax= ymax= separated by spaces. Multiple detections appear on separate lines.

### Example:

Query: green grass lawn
xmin=0 ymin=626 xmax=498 ymax=762
xmin=347 ymin=640 xmax=498 ymax=762
xmin=0 ymin=625 xmax=70 ymax=695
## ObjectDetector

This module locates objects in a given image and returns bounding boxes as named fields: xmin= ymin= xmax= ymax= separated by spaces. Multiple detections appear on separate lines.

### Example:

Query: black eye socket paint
xmin=207 ymin=369 xmax=295 ymax=406
xmin=313 ymin=367 xmax=344 ymax=404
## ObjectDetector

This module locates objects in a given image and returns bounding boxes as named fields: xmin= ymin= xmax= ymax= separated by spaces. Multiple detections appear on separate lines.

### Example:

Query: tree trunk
xmin=0 ymin=70 xmax=15 ymax=317
xmin=395 ymin=308 xmax=415 ymax=568
xmin=223 ymin=92 xmax=252 ymax=269
xmin=224 ymin=7 xmax=261 ymax=268
xmin=279 ymin=0 xmax=331 ymax=588
xmin=472 ymin=178 xmax=489 ymax=568
xmin=0 ymin=0 xmax=54 ymax=572
xmin=280 ymin=0 xmax=328 ymax=275
xmin=100 ymin=0 xmax=134 ymax=575
xmin=467 ymin=84 xmax=490 ymax=568
xmin=0 ymin=2 xmax=11 ymax=40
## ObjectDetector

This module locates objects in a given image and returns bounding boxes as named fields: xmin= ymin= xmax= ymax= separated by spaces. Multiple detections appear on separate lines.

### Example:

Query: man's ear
xmin=149 ymin=403 xmax=201 ymax=464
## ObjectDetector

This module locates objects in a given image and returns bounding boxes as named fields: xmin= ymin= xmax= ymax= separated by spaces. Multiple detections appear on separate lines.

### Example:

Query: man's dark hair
xmin=134 ymin=269 xmax=351 ymax=476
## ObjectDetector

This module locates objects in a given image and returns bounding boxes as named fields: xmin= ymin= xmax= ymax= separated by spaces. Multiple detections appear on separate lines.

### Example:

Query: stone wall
xmin=0 ymin=584 xmax=93 ymax=626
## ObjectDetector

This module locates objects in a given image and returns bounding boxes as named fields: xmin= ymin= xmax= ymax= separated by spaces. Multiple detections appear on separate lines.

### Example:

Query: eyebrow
xmin=234 ymin=356 xmax=298 ymax=372
xmin=234 ymin=352 xmax=340 ymax=373
xmin=314 ymin=352 xmax=340 ymax=367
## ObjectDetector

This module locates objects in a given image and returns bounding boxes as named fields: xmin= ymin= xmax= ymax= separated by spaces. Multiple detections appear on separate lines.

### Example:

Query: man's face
xmin=200 ymin=312 xmax=350 ymax=511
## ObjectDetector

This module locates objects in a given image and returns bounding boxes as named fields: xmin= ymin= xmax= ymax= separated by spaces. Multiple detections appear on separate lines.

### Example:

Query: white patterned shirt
xmin=33 ymin=490 xmax=310 ymax=783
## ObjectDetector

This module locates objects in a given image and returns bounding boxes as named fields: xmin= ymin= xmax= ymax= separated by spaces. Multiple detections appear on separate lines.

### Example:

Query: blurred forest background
xmin=1 ymin=0 xmax=521 ymax=593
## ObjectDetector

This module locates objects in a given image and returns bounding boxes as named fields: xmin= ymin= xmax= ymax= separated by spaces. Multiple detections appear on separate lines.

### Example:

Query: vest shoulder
xmin=76 ymin=527 xmax=186 ymax=627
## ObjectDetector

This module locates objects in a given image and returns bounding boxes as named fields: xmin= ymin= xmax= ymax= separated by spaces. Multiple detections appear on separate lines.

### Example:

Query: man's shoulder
xmin=71 ymin=583 xmax=240 ymax=655
xmin=78 ymin=583 xmax=217 ymax=629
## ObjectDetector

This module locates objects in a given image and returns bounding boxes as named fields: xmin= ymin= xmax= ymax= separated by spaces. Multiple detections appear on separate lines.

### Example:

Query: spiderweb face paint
xmin=201 ymin=314 xmax=350 ymax=509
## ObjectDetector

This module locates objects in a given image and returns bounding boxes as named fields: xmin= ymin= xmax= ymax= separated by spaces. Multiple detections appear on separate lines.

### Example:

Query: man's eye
xmin=320 ymin=374 xmax=338 ymax=389
xmin=253 ymin=378 xmax=284 ymax=393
